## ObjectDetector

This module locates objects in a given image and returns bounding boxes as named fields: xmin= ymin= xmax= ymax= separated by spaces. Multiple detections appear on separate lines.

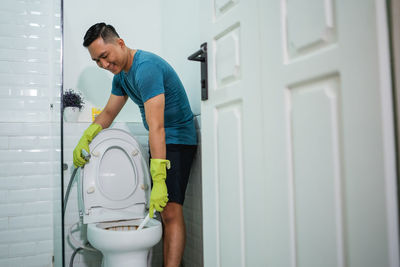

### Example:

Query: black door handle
xmin=188 ymin=43 xmax=208 ymax=101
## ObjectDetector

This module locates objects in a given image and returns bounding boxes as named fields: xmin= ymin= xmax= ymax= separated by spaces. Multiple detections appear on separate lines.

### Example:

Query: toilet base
xmin=101 ymin=250 xmax=150 ymax=267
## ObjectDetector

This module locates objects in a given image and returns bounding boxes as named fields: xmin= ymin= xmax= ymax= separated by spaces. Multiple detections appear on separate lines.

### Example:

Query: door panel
xmin=288 ymin=75 xmax=344 ymax=267
xmin=200 ymin=0 xmax=398 ymax=266
xmin=285 ymin=0 xmax=336 ymax=60
xmin=200 ymin=0 xmax=265 ymax=266
xmin=216 ymin=101 xmax=245 ymax=266
xmin=260 ymin=0 xmax=398 ymax=266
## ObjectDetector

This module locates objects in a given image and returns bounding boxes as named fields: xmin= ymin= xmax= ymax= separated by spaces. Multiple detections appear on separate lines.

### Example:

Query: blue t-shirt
xmin=111 ymin=50 xmax=197 ymax=145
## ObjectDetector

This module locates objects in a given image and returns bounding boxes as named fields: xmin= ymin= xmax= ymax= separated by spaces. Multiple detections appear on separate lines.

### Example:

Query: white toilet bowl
xmin=78 ymin=128 xmax=161 ymax=267
xmin=87 ymin=219 xmax=161 ymax=267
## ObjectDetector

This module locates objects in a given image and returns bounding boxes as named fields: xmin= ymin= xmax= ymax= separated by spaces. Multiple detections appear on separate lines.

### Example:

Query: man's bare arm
xmin=94 ymin=94 xmax=128 ymax=128
xmin=144 ymin=94 xmax=166 ymax=159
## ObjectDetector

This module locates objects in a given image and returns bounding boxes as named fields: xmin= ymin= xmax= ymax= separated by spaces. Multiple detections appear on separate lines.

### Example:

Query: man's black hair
xmin=83 ymin=23 xmax=120 ymax=47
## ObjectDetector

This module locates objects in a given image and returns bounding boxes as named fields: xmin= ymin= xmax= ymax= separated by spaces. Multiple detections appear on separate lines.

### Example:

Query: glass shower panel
xmin=0 ymin=0 xmax=63 ymax=266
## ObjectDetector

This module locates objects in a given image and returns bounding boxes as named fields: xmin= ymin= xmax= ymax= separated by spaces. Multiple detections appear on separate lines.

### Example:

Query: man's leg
xmin=161 ymin=202 xmax=185 ymax=267
xmin=158 ymin=144 xmax=196 ymax=267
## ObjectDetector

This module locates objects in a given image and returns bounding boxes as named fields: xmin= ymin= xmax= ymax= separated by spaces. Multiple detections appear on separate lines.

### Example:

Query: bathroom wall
xmin=0 ymin=0 xmax=62 ymax=266
xmin=160 ymin=0 xmax=201 ymax=117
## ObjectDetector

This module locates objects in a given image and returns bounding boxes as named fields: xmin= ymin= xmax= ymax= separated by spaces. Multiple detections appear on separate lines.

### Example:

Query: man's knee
xmin=161 ymin=202 xmax=183 ymax=224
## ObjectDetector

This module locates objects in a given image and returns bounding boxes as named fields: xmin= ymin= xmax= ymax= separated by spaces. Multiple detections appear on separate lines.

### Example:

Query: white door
xmin=199 ymin=0 xmax=265 ymax=266
xmin=200 ymin=0 xmax=398 ymax=266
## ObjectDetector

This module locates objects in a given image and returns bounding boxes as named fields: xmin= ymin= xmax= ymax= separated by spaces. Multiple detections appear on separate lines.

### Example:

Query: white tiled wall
xmin=183 ymin=118 xmax=203 ymax=267
xmin=0 ymin=0 xmax=62 ymax=266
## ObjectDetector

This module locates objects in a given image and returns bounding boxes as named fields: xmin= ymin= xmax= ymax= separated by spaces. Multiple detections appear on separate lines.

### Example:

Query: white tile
xmin=20 ymin=253 xmax=53 ymax=267
xmin=0 ymin=191 xmax=7 ymax=203
xmin=0 ymin=227 xmax=52 ymax=245
xmin=49 ymin=123 xmax=61 ymax=135
xmin=0 ymin=258 xmax=10 ymax=267
xmin=0 ymin=150 xmax=48 ymax=162
xmin=0 ymin=49 xmax=49 ymax=64
xmin=0 ymin=136 xmax=9 ymax=149
xmin=35 ymin=240 xmax=52 ymax=254
xmin=0 ymin=60 xmax=48 ymax=75
xmin=7 ymin=256 xmax=24 ymax=267
xmin=24 ymin=97 xmax=50 ymax=110
xmin=0 ymin=123 xmax=24 ymax=135
xmin=8 ymin=213 xmax=52 ymax=229
xmin=63 ymin=138 xmax=81 ymax=149
xmin=0 ymin=72 xmax=48 ymax=87
xmin=0 ymin=217 xmax=8 ymax=231
xmin=13 ymin=111 xmax=49 ymax=122
xmin=36 ymin=214 xmax=52 ymax=227
xmin=50 ymin=175 xmax=61 ymax=188
xmin=63 ymin=123 xmax=90 ymax=136
xmin=9 ymin=242 xmax=36 ymax=257
xmin=0 ymin=162 xmax=53 ymax=176
xmin=0 ymin=86 xmax=12 ymax=96
xmin=9 ymin=215 xmax=37 ymax=229
xmin=0 ymin=1 xmax=26 ymax=14
xmin=21 ymin=201 xmax=53 ymax=216
xmin=22 ymin=123 xmax=51 ymax=135
xmin=0 ymin=175 xmax=52 ymax=190
xmin=0 ymin=37 xmax=48 ymax=55
xmin=23 ymin=227 xmax=53 ymax=242
xmin=0 ymin=244 xmax=8 ymax=257
xmin=0 ymin=203 xmax=24 ymax=217
xmin=37 ymin=188 xmax=53 ymax=201
xmin=0 ymin=176 xmax=24 ymax=190
xmin=0 ymin=86 xmax=45 ymax=97
xmin=0 ymin=98 xmax=25 ymax=109
xmin=8 ymin=136 xmax=54 ymax=149
xmin=8 ymin=189 xmax=39 ymax=203
xmin=23 ymin=150 xmax=53 ymax=162
xmin=0 ymin=228 xmax=24 ymax=244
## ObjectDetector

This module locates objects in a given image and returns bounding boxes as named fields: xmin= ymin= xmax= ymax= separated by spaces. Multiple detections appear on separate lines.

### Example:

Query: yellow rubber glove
xmin=73 ymin=123 xmax=102 ymax=168
xmin=149 ymin=159 xmax=170 ymax=218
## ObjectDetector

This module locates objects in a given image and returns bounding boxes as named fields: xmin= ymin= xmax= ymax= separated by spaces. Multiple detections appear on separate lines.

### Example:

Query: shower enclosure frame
xmin=60 ymin=0 xmax=66 ymax=265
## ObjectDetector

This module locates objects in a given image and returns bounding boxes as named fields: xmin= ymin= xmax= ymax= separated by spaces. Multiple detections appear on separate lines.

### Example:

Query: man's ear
xmin=117 ymin=38 xmax=125 ymax=48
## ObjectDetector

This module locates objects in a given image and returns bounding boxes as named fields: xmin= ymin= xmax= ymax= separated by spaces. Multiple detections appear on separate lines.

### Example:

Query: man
xmin=73 ymin=23 xmax=197 ymax=267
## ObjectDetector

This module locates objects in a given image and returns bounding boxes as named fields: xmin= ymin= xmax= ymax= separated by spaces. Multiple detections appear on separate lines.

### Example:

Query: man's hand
xmin=149 ymin=159 xmax=170 ymax=217
xmin=73 ymin=123 xmax=102 ymax=168
xmin=72 ymin=94 xmax=127 ymax=168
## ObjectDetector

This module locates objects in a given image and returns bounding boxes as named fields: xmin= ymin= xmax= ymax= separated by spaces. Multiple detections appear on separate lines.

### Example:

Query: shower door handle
xmin=188 ymin=42 xmax=208 ymax=101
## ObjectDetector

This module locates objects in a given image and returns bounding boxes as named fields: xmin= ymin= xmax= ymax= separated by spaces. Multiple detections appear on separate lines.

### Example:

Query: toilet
xmin=77 ymin=128 xmax=162 ymax=267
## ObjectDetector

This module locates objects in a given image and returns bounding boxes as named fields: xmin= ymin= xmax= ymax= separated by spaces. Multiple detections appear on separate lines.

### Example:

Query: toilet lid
xmin=80 ymin=129 xmax=151 ymax=224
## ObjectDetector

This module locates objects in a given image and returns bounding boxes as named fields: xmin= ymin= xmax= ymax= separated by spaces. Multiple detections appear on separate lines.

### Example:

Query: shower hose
xmin=64 ymin=150 xmax=97 ymax=267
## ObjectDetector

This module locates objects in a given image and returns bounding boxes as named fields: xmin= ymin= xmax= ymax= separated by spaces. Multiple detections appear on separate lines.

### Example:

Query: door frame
xmin=371 ymin=1 xmax=400 ymax=264
xmin=389 ymin=0 xmax=400 ymax=181
xmin=388 ymin=0 xmax=400 ymax=250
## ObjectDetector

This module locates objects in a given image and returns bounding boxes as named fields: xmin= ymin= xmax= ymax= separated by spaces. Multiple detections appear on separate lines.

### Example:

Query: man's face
xmin=88 ymin=37 xmax=125 ymax=74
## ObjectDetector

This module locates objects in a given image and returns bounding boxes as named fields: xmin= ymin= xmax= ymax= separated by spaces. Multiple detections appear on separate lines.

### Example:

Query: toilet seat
xmin=79 ymin=129 xmax=151 ymax=224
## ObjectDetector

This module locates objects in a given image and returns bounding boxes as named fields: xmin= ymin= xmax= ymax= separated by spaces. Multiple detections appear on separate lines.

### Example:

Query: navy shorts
xmin=149 ymin=144 xmax=197 ymax=205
